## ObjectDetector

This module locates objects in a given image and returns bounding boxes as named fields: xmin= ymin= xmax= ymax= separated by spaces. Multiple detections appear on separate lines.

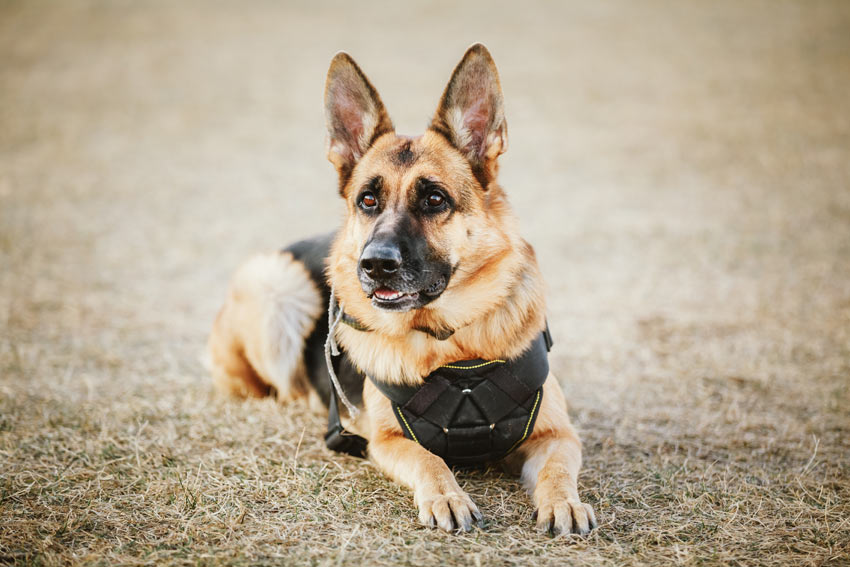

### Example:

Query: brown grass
xmin=2 ymin=1 xmax=849 ymax=565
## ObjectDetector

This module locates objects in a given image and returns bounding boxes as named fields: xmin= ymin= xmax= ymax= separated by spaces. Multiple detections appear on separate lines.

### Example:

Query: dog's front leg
xmin=363 ymin=379 xmax=483 ymax=532
xmin=507 ymin=376 xmax=598 ymax=536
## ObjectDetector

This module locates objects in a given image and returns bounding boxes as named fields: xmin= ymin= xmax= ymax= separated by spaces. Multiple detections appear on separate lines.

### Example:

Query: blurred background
xmin=1 ymin=1 xmax=848 ymax=565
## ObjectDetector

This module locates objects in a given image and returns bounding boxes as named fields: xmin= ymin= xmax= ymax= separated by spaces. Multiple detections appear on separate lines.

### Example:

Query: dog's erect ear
xmin=430 ymin=43 xmax=507 ymax=189
xmin=324 ymin=52 xmax=394 ymax=188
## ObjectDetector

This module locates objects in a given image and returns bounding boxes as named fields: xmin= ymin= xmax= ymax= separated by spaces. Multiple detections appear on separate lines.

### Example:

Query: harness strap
xmin=323 ymin=289 xmax=368 ymax=458
xmin=340 ymin=311 xmax=370 ymax=332
xmin=403 ymin=375 xmax=451 ymax=415
xmin=324 ymin=374 xmax=368 ymax=458
xmin=487 ymin=365 xmax=534 ymax=404
xmin=338 ymin=305 xmax=456 ymax=341
xmin=324 ymin=290 xmax=359 ymax=419
xmin=414 ymin=325 xmax=455 ymax=341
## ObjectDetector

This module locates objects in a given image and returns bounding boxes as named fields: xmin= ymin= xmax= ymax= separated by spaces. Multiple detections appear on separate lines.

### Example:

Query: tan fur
xmin=208 ymin=43 xmax=596 ymax=536
xmin=328 ymin=131 xmax=545 ymax=385
xmin=208 ymin=252 xmax=323 ymax=405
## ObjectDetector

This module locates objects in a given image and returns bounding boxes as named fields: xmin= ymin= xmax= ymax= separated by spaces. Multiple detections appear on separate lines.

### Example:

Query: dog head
xmin=325 ymin=44 xmax=522 ymax=329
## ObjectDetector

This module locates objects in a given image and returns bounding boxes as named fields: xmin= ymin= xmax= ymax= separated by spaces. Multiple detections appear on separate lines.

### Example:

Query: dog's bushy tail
xmin=207 ymin=252 xmax=322 ymax=402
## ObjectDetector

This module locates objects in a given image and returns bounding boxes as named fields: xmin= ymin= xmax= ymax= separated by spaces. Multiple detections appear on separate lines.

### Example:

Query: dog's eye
xmin=359 ymin=192 xmax=378 ymax=209
xmin=416 ymin=179 xmax=451 ymax=214
xmin=424 ymin=191 xmax=447 ymax=209
xmin=426 ymin=192 xmax=444 ymax=207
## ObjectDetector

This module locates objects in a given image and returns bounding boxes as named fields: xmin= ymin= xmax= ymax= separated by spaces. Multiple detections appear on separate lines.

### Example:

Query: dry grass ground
xmin=2 ymin=1 xmax=849 ymax=565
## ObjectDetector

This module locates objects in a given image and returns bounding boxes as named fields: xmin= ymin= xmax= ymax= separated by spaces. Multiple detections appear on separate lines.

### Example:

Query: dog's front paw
xmin=416 ymin=488 xmax=484 ymax=533
xmin=533 ymin=498 xmax=597 ymax=536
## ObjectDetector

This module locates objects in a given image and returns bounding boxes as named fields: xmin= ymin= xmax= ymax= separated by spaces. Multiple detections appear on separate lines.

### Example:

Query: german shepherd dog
xmin=208 ymin=44 xmax=597 ymax=536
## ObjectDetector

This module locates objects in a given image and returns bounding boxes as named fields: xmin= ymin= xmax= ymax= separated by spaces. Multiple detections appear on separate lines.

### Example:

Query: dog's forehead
xmin=346 ymin=132 xmax=475 ymax=203
xmin=371 ymin=135 xmax=425 ymax=168
xmin=366 ymin=133 xmax=467 ymax=181
xmin=386 ymin=137 xmax=419 ymax=167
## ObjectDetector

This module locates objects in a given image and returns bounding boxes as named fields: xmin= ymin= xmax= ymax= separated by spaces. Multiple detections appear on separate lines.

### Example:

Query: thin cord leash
xmin=324 ymin=288 xmax=360 ymax=419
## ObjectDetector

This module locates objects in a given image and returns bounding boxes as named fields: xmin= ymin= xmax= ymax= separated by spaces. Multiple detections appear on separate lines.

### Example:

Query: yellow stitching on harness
xmin=439 ymin=359 xmax=506 ymax=370
xmin=507 ymin=389 xmax=541 ymax=454
xmin=396 ymin=406 xmax=419 ymax=444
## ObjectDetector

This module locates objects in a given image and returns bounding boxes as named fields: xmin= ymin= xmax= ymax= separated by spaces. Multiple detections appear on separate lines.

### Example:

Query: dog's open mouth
xmin=374 ymin=288 xmax=417 ymax=302
xmin=370 ymin=276 xmax=447 ymax=310
xmin=371 ymin=288 xmax=420 ymax=311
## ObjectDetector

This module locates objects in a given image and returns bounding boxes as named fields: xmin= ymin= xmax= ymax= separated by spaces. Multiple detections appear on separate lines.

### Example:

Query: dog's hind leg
xmin=207 ymin=252 xmax=323 ymax=403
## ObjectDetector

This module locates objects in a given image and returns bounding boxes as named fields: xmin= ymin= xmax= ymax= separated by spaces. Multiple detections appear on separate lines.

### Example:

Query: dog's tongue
xmin=374 ymin=288 xmax=404 ymax=300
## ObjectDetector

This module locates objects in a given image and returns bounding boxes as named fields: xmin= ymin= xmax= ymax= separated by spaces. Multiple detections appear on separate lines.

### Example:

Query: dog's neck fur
xmin=328 ymin=190 xmax=546 ymax=386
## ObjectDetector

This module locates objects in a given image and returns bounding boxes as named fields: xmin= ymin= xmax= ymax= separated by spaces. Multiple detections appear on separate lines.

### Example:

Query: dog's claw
xmin=472 ymin=509 xmax=485 ymax=529
xmin=535 ymin=505 xmax=555 ymax=535
xmin=534 ymin=500 xmax=596 ymax=537
xmin=584 ymin=503 xmax=598 ymax=531
xmin=418 ymin=491 xmax=482 ymax=534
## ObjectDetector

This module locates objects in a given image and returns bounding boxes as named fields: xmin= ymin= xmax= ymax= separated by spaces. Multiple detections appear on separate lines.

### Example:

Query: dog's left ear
xmin=430 ymin=43 xmax=507 ymax=189
xmin=324 ymin=52 xmax=394 ymax=189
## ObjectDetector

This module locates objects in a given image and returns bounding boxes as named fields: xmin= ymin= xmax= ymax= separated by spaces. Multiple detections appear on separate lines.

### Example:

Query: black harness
xmin=324 ymin=311 xmax=553 ymax=466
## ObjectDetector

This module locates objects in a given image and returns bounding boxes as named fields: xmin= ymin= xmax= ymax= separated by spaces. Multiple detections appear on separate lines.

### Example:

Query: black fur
xmin=283 ymin=233 xmax=364 ymax=409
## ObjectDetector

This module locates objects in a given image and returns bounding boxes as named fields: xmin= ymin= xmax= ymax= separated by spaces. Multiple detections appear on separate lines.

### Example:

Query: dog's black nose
xmin=359 ymin=242 xmax=401 ymax=280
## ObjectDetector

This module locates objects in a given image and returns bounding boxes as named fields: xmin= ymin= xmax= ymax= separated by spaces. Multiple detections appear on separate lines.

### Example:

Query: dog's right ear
xmin=324 ymin=52 xmax=394 ymax=189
